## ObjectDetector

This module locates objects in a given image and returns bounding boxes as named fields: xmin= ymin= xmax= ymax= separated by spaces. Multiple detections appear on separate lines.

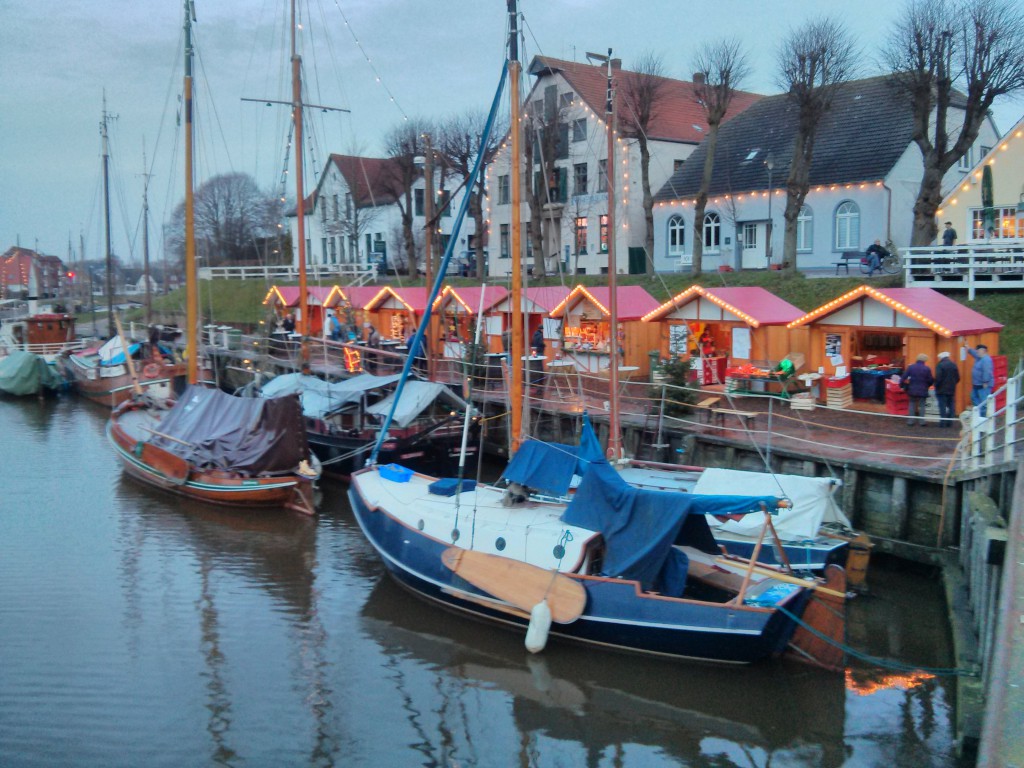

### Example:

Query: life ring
xmin=142 ymin=363 xmax=160 ymax=380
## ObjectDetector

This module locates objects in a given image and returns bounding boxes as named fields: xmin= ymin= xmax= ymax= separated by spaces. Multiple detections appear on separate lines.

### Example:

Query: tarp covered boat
xmin=0 ymin=350 xmax=64 ymax=396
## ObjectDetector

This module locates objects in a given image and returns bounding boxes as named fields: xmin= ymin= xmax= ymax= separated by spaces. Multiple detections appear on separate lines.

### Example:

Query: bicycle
xmin=859 ymin=245 xmax=901 ymax=275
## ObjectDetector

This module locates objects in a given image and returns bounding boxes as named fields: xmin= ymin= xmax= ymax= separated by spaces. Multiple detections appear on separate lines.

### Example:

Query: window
xmin=329 ymin=237 xmax=337 ymax=263
xmin=345 ymin=193 xmax=352 ymax=220
xmin=321 ymin=237 xmax=328 ymax=263
xmin=414 ymin=188 xmax=424 ymax=216
xmin=321 ymin=202 xmax=327 ymax=225
xmin=703 ymin=212 xmax=721 ymax=252
xmin=559 ymin=91 xmax=575 ymax=109
xmin=957 ymin=147 xmax=973 ymax=171
xmin=742 ymin=222 xmax=758 ymax=249
xmin=575 ymin=217 xmax=588 ymax=254
xmin=668 ymin=215 xmax=685 ymax=255
xmin=834 ymin=201 xmax=860 ymax=250
xmin=971 ymin=207 xmax=1024 ymax=239
xmin=333 ymin=194 xmax=340 ymax=221
xmin=500 ymin=224 xmax=510 ymax=258
xmin=600 ymin=215 xmax=609 ymax=252
xmin=796 ymin=205 xmax=813 ymax=252
xmin=498 ymin=175 xmax=510 ymax=205
xmin=597 ymin=159 xmax=608 ymax=193
xmin=980 ymin=145 xmax=992 ymax=158
xmin=439 ymin=190 xmax=451 ymax=217
xmin=673 ymin=159 xmax=685 ymax=172
xmin=573 ymin=163 xmax=588 ymax=195
xmin=572 ymin=118 xmax=587 ymax=142
xmin=532 ymin=99 xmax=543 ymax=119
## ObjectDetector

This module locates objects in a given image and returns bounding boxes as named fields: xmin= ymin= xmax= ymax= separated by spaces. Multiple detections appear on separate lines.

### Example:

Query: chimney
xmin=693 ymin=72 xmax=705 ymax=85
xmin=611 ymin=58 xmax=622 ymax=69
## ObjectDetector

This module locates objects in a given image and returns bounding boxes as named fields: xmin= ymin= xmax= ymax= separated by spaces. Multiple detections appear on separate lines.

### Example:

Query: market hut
xmin=431 ymin=285 xmax=508 ymax=359
xmin=642 ymin=286 xmax=804 ymax=385
xmin=550 ymin=285 xmax=661 ymax=375
xmin=331 ymin=285 xmax=380 ymax=334
xmin=262 ymin=285 xmax=343 ymax=336
xmin=362 ymin=285 xmax=430 ymax=343
xmin=788 ymin=286 xmax=1002 ymax=411
xmin=485 ymin=286 xmax=572 ymax=355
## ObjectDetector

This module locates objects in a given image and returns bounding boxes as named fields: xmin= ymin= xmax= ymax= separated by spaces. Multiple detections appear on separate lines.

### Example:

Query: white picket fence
xmin=962 ymin=366 xmax=1023 ymax=471
xmin=904 ymin=241 xmax=1024 ymax=300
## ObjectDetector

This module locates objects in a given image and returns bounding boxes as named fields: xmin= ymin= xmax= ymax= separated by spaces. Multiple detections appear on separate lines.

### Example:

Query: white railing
xmin=903 ymin=241 xmax=1024 ymax=300
xmin=197 ymin=264 xmax=375 ymax=282
xmin=962 ymin=367 xmax=1023 ymax=471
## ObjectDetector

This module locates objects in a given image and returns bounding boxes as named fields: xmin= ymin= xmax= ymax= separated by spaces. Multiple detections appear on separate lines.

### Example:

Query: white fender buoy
xmin=525 ymin=600 xmax=552 ymax=654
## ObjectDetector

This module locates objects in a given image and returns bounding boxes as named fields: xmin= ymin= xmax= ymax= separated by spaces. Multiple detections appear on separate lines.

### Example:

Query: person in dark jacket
xmin=900 ymin=353 xmax=934 ymax=426
xmin=933 ymin=351 xmax=960 ymax=428
xmin=531 ymin=326 xmax=545 ymax=359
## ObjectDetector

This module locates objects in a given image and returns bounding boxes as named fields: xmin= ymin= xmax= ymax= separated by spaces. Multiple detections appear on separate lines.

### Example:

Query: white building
xmin=652 ymin=76 xmax=1001 ymax=271
xmin=288 ymin=153 xmax=475 ymax=274
xmin=486 ymin=56 xmax=759 ymax=278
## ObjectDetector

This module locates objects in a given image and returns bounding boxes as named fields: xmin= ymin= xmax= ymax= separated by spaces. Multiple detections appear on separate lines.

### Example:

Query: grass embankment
xmin=139 ymin=271 xmax=1024 ymax=361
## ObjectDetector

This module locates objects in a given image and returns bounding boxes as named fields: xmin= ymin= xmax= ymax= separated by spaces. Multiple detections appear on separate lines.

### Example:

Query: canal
xmin=0 ymin=396 xmax=970 ymax=767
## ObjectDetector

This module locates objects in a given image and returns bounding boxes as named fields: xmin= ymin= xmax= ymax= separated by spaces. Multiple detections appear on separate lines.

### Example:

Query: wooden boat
xmin=108 ymin=385 xmax=318 ymax=513
xmin=0 ymin=350 xmax=65 ymax=396
xmin=349 ymin=6 xmax=846 ymax=667
xmin=63 ymin=335 xmax=186 ymax=407
xmin=258 ymin=371 xmax=476 ymax=480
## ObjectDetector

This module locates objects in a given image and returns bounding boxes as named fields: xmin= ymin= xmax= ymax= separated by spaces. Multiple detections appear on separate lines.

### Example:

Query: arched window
xmin=834 ymin=201 xmax=860 ymax=250
xmin=703 ymin=212 xmax=721 ymax=252
xmin=667 ymin=215 xmax=685 ymax=256
xmin=797 ymin=205 xmax=813 ymax=252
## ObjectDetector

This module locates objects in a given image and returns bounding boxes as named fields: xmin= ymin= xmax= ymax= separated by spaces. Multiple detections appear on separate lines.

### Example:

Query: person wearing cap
xmin=899 ymin=353 xmax=934 ymax=427
xmin=963 ymin=342 xmax=994 ymax=416
xmin=942 ymin=221 xmax=957 ymax=248
xmin=933 ymin=351 xmax=960 ymax=428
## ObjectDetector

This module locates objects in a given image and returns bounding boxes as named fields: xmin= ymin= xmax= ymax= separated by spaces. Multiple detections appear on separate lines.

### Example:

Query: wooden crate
xmin=826 ymin=383 xmax=853 ymax=408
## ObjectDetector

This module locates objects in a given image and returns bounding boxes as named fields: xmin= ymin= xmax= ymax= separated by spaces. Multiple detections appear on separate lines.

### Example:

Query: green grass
xmin=127 ymin=270 xmax=1022 ymax=362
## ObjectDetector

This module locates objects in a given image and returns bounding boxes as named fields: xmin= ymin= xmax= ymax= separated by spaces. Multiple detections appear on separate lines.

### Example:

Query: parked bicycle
xmin=859 ymin=241 xmax=901 ymax=275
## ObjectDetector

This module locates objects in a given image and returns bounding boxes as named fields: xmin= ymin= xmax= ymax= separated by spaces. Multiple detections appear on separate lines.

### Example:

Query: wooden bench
xmin=712 ymin=408 xmax=759 ymax=429
xmin=692 ymin=395 xmax=721 ymax=422
xmin=833 ymin=251 xmax=863 ymax=275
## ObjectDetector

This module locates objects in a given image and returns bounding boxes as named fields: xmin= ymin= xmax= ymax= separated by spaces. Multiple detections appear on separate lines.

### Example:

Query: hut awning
xmin=550 ymin=285 xmax=660 ymax=321
xmin=642 ymin=286 xmax=804 ymax=327
xmin=363 ymin=286 xmax=430 ymax=314
xmin=262 ymin=285 xmax=342 ymax=308
xmin=433 ymin=285 xmax=508 ymax=314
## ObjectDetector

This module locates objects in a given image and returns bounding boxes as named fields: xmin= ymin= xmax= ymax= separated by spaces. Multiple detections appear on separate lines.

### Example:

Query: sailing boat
xmin=347 ymin=4 xmax=846 ymax=667
xmin=106 ymin=0 xmax=318 ymax=514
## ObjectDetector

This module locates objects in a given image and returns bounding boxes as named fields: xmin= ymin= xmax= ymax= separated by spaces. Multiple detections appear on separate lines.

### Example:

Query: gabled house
xmin=652 ymin=76 xmax=1001 ymax=272
xmin=485 ymin=56 xmax=760 ymax=278
xmin=288 ymin=153 xmax=475 ymax=275
xmin=936 ymin=115 xmax=1024 ymax=243
xmin=1 ymin=247 xmax=67 ymax=299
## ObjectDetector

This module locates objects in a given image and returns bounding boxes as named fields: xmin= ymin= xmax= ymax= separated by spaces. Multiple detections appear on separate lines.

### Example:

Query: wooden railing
xmin=197 ymin=264 xmax=375 ymax=282
xmin=903 ymin=241 xmax=1024 ymax=300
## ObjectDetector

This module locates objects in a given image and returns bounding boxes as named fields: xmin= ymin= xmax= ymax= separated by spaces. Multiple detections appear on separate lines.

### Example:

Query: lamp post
xmin=765 ymin=151 xmax=774 ymax=268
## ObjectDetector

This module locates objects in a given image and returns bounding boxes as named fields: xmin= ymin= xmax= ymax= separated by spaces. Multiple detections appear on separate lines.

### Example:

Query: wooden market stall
xmin=788 ymin=286 xmax=1003 ymax=412
xmin=331 ymin=285 xmax=380 ymax=336
xmin=642 ymin=286 xmax=803 ymax=386
xmin=485 ymin=286 xmax=572 ymax=355
xmin=362 ymin=286 xmax=429 ymax=342
xmin=432 ymin=285 xmax=508 ymax=360
xmin=550 ymin=285 xmax=661 ymax=376
xmin=262 ymin=285 xmax=343 ymax=337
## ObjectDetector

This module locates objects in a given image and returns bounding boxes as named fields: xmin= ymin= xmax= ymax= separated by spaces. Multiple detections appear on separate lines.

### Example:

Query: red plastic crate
xmin=826 ymin=376 xmax=851 ymax=388
xmin=884 ymin=378 xmax=905 ymax=393
xmin=992 ymin=354 xmax=1007 ymax=376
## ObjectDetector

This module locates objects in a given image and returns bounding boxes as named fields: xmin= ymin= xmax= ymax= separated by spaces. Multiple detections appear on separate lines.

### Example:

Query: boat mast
xmin=141 ymin=143 xmax=152 ymax=324
xmin=290 ymin=0 xmax=309 ymax=345
xmin=183 ymin=0 xmax=199 ymax=384
xmin=508 ymin=0 xmax=524 ymax=453
xmin=604 ymin=49 xmax=622 ymax=460
xmin=100 ymin=91 xmax=116 ymax=338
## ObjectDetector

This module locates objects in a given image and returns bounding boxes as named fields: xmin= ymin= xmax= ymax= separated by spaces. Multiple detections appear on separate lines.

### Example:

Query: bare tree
xmin=439 ymin=110 xmax=504 ymax=279
xmin=524 ymin=93 xmax=567 ymax=278
xmin=382 ymin=119 xmax=433 ymax=275
xmin=689 ymin=39 xmax=751 ymax=275
xmin=165 ymin=172 xmax=281 ymax=266
xmin=885 ymin=0 xmax=1024 ymax=245
xmin=619 ymin=53 xmax=670 ymax=275
xmin=777 ymin=18 xmax=857 ymax=272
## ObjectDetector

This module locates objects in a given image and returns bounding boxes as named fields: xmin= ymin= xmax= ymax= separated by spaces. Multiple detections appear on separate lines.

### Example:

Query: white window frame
xmin=957 ymin=147 xmax=973 ymax=171
xmin=703 ymin=212 xmax=721 ymax=253
xmin=797 ymin=205 xmax=813 ymax=252
xmin=572 ymin=118 xmax=587 ymax=142
xmin=742 ymin=222 xmax=758 ymax=250
xmin=497 ymin=175 xmax=510 ymax=205
xmin=667 ymin=215 xmax=685 ymax=257
xmin=834 ymin=201 xmax=860 ymax=250
xmin=573 ymin=162 xmax=588 ymax=196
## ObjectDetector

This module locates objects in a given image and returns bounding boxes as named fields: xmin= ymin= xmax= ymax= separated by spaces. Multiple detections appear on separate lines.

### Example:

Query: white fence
xmin=903 ymin=242 xmax=1024 ymax=300
xmin=962 ymin=366 xmax=1023 ymax=471
xmin=198 ymin=264 xmax=374 ymax=282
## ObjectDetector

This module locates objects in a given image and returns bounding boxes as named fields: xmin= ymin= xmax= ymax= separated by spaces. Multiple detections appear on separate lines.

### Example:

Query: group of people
xmin=899 ymin=343 xmax=994 ymax=428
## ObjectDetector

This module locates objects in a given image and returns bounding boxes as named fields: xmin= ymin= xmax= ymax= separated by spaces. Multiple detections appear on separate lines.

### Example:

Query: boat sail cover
xmin=0 ymin=351 xmax=63 ymax=395
xmin=500 ymin=413 xmax=605 ymax=497
xmin=260 ymin=372 xmax=401 ymax=420
xmin=365 ymin=381 xmax=469 ymax=428
xmin=149 ymin=385 xmax=308 ymax=474
xmin=562 ymin=460 xmax=781 ymax=594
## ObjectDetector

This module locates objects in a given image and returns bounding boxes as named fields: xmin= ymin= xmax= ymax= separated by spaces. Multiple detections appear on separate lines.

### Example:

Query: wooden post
xmin=891 ymin=476 xmax=910 ymax=540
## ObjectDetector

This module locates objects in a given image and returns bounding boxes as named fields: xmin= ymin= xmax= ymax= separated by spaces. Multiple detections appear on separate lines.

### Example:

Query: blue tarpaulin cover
xmin=562 ymin=460 xmax=780 ymax=594
xmin=500 ymin=413 xmax=605 ymax=497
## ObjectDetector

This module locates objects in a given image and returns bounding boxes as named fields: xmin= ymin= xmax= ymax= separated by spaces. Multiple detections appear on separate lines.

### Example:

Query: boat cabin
xmin=788 ymin=286 xmax=1003 ymax=411
xmin=550 ymin=285 xmax=660 ymax=375
xmin=642 ymin=286 xmax=803 ymax=386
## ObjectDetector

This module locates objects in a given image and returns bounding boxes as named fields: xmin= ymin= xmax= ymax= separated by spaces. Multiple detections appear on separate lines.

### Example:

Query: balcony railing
xmin=903 ymin=241 xmax=1024 ymax=300
xmin=197 ymin=263 xmax=374 ymax=282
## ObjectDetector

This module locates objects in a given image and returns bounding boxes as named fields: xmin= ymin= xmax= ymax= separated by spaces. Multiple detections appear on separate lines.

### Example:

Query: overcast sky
xmin=2 ymin=0 xmax=1020 ymax=267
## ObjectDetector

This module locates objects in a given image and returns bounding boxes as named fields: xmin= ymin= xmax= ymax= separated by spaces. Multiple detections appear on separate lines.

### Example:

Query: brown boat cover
xmin=150 ymin=385 xmax=308 ymax=474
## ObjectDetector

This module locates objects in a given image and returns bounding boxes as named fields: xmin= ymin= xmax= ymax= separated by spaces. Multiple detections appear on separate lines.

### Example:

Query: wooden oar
xmin=715 ymin=556 xmax=847 ymax=599
xmin=139 ymin=425 xmax=194 ymax=448
xmin=441 ymin=547 xmax=587 ymax=624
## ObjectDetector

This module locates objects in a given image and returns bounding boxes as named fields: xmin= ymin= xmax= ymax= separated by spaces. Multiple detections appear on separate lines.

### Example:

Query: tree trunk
xmin=691 ymin=123 xmax=721 ymax=275
xmin=911 ymin=164 xmax=946 ymax=246
xmin=638 ymin=135 xmax=654 ymax=274
xmin=781 ymin=133 xmax=811 ymax=274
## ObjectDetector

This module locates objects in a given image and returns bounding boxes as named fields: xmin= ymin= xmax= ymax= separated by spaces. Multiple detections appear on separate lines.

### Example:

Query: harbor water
xmin=0 ymin=397 xmax=969 ymax=767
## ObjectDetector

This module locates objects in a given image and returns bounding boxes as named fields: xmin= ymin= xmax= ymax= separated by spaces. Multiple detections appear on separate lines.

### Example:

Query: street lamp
xmin=765 ymin=151 xmax=775 ymax=268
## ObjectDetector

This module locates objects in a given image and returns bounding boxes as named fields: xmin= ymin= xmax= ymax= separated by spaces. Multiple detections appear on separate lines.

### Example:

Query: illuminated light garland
xmin=642 ymin=285 xmax=761 ymax=327
xmin=786 ymin=285 xmax=954 ymax=336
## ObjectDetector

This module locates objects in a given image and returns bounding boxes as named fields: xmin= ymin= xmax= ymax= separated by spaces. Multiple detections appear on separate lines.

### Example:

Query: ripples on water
xmin=0 ymin=398 xmax=966 ymax=767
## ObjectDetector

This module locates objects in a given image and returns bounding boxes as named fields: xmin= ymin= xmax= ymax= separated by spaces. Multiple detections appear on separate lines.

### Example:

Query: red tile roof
xmin=551 ymin=285 xmax=660 ymax=321
xmin=364 ymin=286 xmax=431 ymax=314
xmin=528 ymin=57 xmax=761 ymax=144
xmin=787 ymin=286 xmax=1002 ymax=336
xmin=291 ymin=154 xmax=403 ymax=216
xmin=262 ymin=285 xmax=341 ymax=307
xmin=643 ymin=286 xmax=804 ymax=327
